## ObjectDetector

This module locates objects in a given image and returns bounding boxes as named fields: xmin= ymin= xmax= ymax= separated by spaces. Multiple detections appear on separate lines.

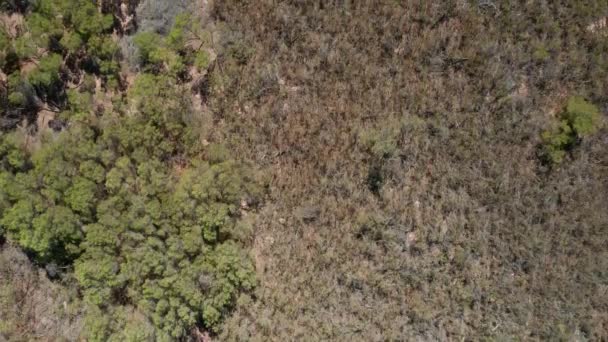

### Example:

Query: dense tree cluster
xmin=0 ymin=76 xmax=260 ymax=339
xmin=0 ymin=0 xmax=121 ymax=127
xmin=0 ymin=1 xmax=261 ymax=340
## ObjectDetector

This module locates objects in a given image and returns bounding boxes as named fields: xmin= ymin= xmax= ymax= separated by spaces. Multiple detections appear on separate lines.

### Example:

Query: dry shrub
xmin=0 ymin=243 xmax=83 ymax=341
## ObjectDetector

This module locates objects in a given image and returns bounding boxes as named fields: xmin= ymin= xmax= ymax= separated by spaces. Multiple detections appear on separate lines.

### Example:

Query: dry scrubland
xmin=0 ymin=0 xmax=607 ymax=341
xmin=210 ymin=1 xmax=608 ymax=340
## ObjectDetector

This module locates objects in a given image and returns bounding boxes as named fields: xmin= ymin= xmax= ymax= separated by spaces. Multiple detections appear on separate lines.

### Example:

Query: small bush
xmin=533 ymin=45 xmax=550 ymax=62
xmin=7 ymin=92 xmax=25 ymax=107
xmin=133 ymin=31 xmax=163 ymax=65
xmin=194 ymin=50 xmax=211 ymax=71
xmin=563 ymin=96 xmax=601 ymax=136
xmin=541 ymin=96 xmax=601 ymax=164
xmin=360 ymin=126 xmax=399 ymax=159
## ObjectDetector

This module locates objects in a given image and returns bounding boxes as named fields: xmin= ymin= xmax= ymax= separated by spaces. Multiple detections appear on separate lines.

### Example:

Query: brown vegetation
xmin=204 ymin=1 xmax=608 ymax=340
xmin=0 ymin=244 xmax=83 ymax=341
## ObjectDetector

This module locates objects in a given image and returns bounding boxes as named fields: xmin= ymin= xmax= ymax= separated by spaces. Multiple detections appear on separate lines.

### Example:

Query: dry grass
xmin=204 ymin=1 xmax=608 ymax=340
xmin=0 ymin=243 xmax=83 ymax=341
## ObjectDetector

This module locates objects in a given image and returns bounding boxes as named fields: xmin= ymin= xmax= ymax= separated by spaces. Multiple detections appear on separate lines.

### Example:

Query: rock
xmin=406 ymin=231 xmax=417 ymax=248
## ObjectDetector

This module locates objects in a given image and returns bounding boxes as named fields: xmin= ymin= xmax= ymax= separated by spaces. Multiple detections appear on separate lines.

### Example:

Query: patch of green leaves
xmin=541 ymin=96 xmax=601 ymax=165
xmin=27 ymin=53 xmax=62 ymax=88
xmin=360 ymin=126 xmax=400 ymax=159
xmin=0 ymin=70 xmax=260 ymax=337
